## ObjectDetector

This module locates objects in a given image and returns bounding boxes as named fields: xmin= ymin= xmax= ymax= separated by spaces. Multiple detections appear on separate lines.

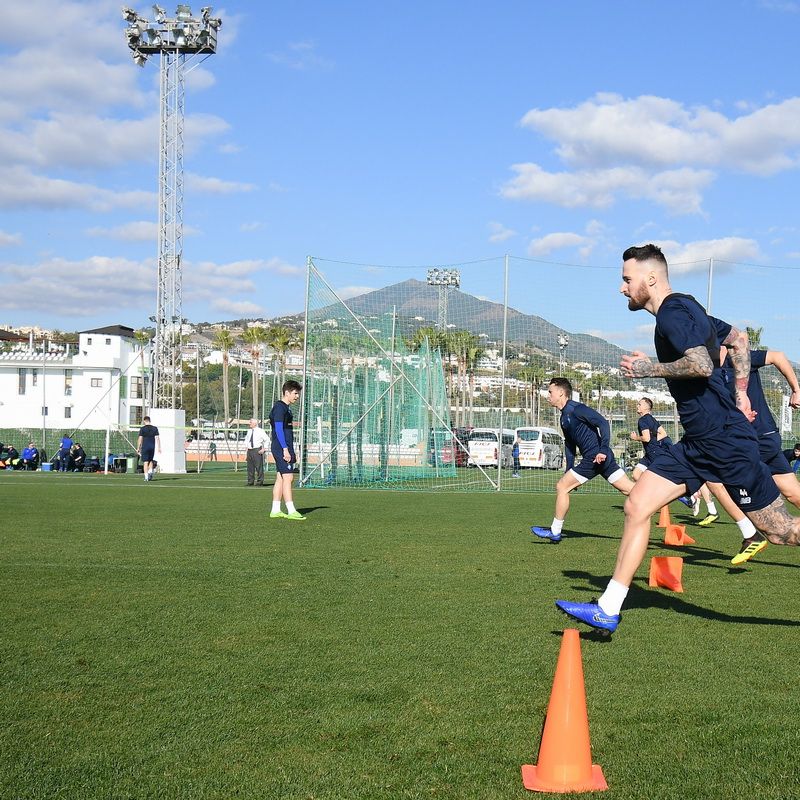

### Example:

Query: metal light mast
xmin=426 ymin=268 xmax=461 ymax=330
xmin=122 ymin=4 xmax=222 ymax=409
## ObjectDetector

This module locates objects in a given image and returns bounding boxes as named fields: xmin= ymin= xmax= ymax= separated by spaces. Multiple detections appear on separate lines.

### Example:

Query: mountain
xmin=309 ymin=278 xmax=625 ymax=367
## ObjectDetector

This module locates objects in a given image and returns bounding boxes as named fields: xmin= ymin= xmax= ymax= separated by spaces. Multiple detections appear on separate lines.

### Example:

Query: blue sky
xmin=2 ymin=1 xmax=800 ymax=356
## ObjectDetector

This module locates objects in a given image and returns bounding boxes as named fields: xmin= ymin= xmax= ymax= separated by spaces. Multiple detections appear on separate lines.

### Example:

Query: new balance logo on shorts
xmin=739 ymin=488 xmax=752 ymax=506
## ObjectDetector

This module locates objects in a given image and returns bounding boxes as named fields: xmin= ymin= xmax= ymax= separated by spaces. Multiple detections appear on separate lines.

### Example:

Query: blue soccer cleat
xmin=555 ymin=600 xmax=620 ymax=633
xmin=677 ymin=495 xmax=692 ymax=508
xmin=531 ymin=526 xmax=562 ymax=543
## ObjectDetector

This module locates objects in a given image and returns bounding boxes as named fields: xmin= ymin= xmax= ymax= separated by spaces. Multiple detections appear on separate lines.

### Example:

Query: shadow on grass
xmin=561 ymin=569 xmax=800 ymax=627
xmin=297 ymin=506 xmax=330 ymax=516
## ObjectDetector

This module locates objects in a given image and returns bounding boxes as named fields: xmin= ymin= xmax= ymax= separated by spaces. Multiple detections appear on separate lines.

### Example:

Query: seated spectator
xmin=21 ymin=442 xmax=40 ymax=470
xmin=70 ymin=443 xmax=86 ymax=472
xmin=1 ymin=444 xmax=20 ymax=469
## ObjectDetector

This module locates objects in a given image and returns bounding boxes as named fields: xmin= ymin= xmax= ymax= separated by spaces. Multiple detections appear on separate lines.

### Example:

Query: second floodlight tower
xmin=122 ymin=4 xmax=222 ymax=410
xmin=426 ymin=268 xmax=461 ymax=331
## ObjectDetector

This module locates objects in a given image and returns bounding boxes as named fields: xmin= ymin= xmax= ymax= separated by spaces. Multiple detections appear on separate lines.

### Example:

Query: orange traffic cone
xmin=664 ymin=524 xmax=696 ymax=546
xmin=649 ymin=556 xmax=684 ymax=592
xmin=521 ymin=629 xmax=608 ymax=793
xmin=657 ymin=506 xmax=671 ymax=528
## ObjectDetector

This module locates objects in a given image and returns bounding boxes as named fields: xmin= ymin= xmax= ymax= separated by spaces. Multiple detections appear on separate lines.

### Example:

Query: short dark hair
xmin=622 ymin=243 xmax=668 ymax=269
xmin=794 ymin=443 xmax=800 ymax=450
xmin=282 ymin=380 xmax=302 ymax=394
xmin=549 ymin=377 xmax=572 ymax=395
xmin=640 ymin=397 xmax=654 ymax=410
xmin=143 ymin=416 xmax=151 ymax=423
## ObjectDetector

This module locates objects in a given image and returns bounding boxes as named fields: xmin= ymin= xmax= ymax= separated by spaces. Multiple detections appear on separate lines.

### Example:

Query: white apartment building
xmin=0 ymin=325 xmax=148 ymax=430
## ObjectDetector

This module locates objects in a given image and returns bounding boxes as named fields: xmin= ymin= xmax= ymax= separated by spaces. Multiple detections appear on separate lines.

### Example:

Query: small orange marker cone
xmin=657 ymin=506 xmax=671 ymax=528
xmin=664 ymin=524 xmax=696 ymax=546
xmin=649 ymin=556 xmax=684 ymax=592
xmin=521 ymin=628 xmax=608 ymax=793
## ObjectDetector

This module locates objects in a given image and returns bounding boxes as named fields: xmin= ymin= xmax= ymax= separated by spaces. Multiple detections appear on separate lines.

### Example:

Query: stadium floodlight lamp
xmin=122 ymin=6 xmax=138 ymax=22
xmin=426 ymin=268 xmax=461 ymax=288
xmin=152 ymin=3 xmax=166 ymax=21
xmin=132 ymin=49 xmax=148 ymax=66
xmin=146 ymin=28 xmax=162 ymax=46
xmin=175 ymin=3 xmax=192 ymax=20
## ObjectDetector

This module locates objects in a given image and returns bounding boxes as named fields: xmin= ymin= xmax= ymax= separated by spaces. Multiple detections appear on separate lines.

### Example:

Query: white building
xmin=0 ymin=325 xmax=148 ymax=430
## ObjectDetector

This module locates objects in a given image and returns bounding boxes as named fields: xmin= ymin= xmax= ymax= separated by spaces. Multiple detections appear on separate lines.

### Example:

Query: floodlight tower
xmin=557 ymin=333 xmax=569 ymax=373
xmin=426 ymin=268 xmax=461 ymax=330
xmin=122 ymin=4 xmax=222 ymax=409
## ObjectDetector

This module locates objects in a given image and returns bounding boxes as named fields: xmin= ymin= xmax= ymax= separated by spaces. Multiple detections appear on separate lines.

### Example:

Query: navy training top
xmin=654 ymin=293 xmax=738 ymax=439
xmin=559 ymin=398 xmax=610 ymax=471
xmin=637 ymin=413 xmax=667 ymax=460
xmin=722 ymin=349 xmax=778 ymax=437
xmin=269 ymin=400 xmax=294 ymax=450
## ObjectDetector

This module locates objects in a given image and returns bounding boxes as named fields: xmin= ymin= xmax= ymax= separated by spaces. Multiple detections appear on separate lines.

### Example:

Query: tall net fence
xmin=299 ymin=255 xmax=800 ymax=492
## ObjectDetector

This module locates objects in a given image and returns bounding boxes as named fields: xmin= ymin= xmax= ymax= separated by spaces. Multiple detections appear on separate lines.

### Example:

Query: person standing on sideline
xmin=557 ymin=243 xmax=800 ymax=634
xmin=58 ymin=433 xmax=73 ymax=472
xmin=137 ymin=416 xmax=161 ymax=482
xmin=531 ymin=377 xmax=634 ymax=542
xmin=512 ymin=436 xmax=521 ymax=478
xmin=244 ymin=417 xmax=268 ymax=486
xmin=269 ymin=380 xmax=304 ymax=520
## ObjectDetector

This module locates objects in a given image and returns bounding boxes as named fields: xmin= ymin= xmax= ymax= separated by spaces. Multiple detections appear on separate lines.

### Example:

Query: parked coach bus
xmin=515 ymin=426 xmax=565 ymax=470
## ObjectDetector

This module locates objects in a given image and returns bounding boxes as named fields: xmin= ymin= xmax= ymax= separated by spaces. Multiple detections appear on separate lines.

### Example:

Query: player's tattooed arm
xmin=720 ymin=326 xmax=755 ymax=419
xmin=748 ymin=498 xmax=800 ymax=545
xmin=620 ymin=347 xmax=712 ymax=379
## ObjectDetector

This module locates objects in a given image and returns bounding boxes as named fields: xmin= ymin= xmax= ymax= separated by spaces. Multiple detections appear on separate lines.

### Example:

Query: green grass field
xmin=3 ymin=470 xmax=800 ymax=799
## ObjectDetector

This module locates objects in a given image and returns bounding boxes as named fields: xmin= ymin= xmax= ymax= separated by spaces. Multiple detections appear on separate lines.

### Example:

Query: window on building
xmin=129 ymin=406 xmax=143 ymax=426
xmin=64 ymin=369 xmax=73 ymax=396
xmin=105 ymin=338 xmax=111 ymax=345
xmin=18 ymin=368 xmax=26 ymax=394
xmin=119 ymin=376 xmax=127 ymax=397
xmin=131 ymin=376 xmax=143 ymax=399
xmin=87 ymin=337 xmax=92 ymax=345
xmin=65 ymin=407 xmax=72 ymax=419
xmin=91 ymin=378 xmax=103 ymax=388
xmin=31 ymin=369 xmax=38 ymax=387
xmin=42 ymin=406 xmax=48 ymax=416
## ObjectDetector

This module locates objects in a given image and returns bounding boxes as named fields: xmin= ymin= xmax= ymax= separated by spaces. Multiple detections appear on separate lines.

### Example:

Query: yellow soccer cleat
xmin=731 ymin=533 xmax=768 ymax=565
xmin=697 ymin=513 xmax=719 ymax=527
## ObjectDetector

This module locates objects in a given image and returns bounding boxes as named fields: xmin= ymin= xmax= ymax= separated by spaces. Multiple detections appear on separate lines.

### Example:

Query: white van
xmin=515 ymin=426 xmax=565 ymax=470
xmin=468 ymin=428 xmax=515 ymax=469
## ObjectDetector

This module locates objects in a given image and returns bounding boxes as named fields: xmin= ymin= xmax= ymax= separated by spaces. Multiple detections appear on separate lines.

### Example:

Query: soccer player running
xmin=269 ymin=380 xmax=305 ymax=520
xmin=557 ymin=244 xmax=800 ymax=633
xmin=704 ymin=345 xmax=800 ymax=564
xmin=531 ymin=377 xmax=634 ymax=543
xmin=629 ymin=397 xmax=672 ymax=482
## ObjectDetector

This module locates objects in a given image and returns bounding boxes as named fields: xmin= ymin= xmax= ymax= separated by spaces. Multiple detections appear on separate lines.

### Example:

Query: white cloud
xmin=185 ymin=173 xmax=256 ymax=194
xmin=653 ymin=237 xmax=762 ymax=274
xmin=267 ymin=41 xmax=334 ymax=71
xmin=86 ymin=221 xmax=200 ymax=241
xmin=501 ymin=162 xmax=713 ymax=214
xmin=527 ymin=232 xmax=590 ymax=257
xmin=212 ymin=298 xmax=263 ymax=317
xmin=487 ymin=222 xmax=516 ymax=243
xmin=506 ymin=92 xmax=800 ymax=212
xmin=219 ymin=143 xmax=242 ymax=154
xmin=0 ymin=230 xmax=21 ymax=246
xmin=0 ymin=166 xmax=153 ymax=211
xmin=0 ymin=255 xmax=153 ymax=314
xmin=240 ymin=222 xmax=264 ymax=232
xmin=335 ymin=285 xmax=375 ymax=301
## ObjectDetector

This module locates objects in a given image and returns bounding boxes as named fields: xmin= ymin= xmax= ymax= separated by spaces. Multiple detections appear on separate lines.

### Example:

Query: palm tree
xmin=242 ymin=327 xmax=267 ymax=418
xmin=265 ymin=325 xmax=294 ymax=391
xmin=213 ymin=328 xmax=235 ymax=426
xmin=746 ymin=326 xmax=765 ymax=350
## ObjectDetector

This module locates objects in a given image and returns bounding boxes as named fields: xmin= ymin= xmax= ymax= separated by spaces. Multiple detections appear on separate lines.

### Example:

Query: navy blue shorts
xmin=758 ymin=432 xmax=793 ymax=476
xmin=571 ymin=454 xmax=625 ymax=483
xmin=648 ymin=419 xmax=779 ymax=512
xmin=272 ymin=446 xmax=297 ymax=475
xmin=141 ymin=448 xmax=155 ymax=463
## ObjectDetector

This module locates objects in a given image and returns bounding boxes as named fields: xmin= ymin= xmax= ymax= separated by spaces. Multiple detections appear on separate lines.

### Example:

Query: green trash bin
xmin=126 ymin=454 xmax=138 ymax=474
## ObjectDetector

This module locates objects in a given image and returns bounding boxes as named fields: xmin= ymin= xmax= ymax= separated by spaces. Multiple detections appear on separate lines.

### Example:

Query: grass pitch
xmin=2 ymin=470 xmax=800 ymax=799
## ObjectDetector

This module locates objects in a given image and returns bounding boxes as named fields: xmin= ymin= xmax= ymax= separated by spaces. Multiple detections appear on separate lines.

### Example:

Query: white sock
xmin=286 ymin=502 xmax=297 ymax=514
xmin=551 ymin=518 xmax=564 ymax=535
xmin=706 ymin=501 xmax=718 ymax=515
xmin=598 ymin=579 xmax=628 ymax=616
xmin=737 ymin=517 xmax=757 ymax=539
xmin=271 ymin=501 xmax=281 ymax=514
